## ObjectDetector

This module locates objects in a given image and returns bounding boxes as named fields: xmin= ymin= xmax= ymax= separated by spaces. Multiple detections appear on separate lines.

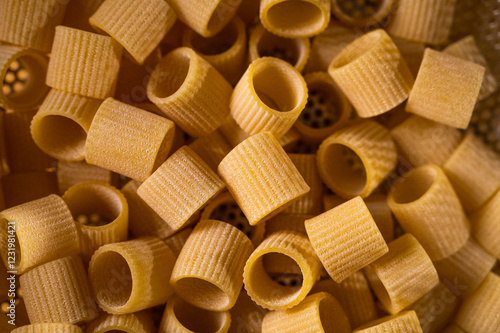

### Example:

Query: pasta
xmin=188 ymin=130 xmax=231 ymax=172
xmin=11 ymin=324 xmax=83 ymax=333
xmin=391 ymin=37 xmax=425 ymax=77
xmin=353 ymin=311 xmax=423 ymax=333
xmin=85 ymin=311 xmax=156 ymax=333
xmin=228 ymin=289 xmax=267 ymax=333
xmin=442 ymin=326 xmax=467 ymax=333
xmin=164 ymin=227 xmax=192 ymax=258
xmin=61 ymin=0 xmax=105 ymax=32
xmin=56 ymin=161 xmax=114 ymax=194
xmin=0 ymin=172 xmax=59 ymax=209
xmin=471 ymin=188 xmax=500 ymax=259
xmin=264 ymin=213 xmax=310 ymax=237
xmin=330 ymin=0 xmax=395 ymax=27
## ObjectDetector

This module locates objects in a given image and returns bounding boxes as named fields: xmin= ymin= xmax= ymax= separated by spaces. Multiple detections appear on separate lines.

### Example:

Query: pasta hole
xmin=151 ymin=51 xmax=190 ymax=99
xmin=206 ymin=0 xmax=237 ymax=35
xmin=364 ymin=265 xmax=392 ymax=312
xmin=189 ymin=20 xmax=238 ymax=55
xmin=174 ymin=277 xmax=230 ymax=311
xmin=266 ymin=1 xmax=325 ymax=35
xmin=391 ymin=166 xmax=437 ymax=204
xmin=173 ymin=297 xmax=228 ymax=332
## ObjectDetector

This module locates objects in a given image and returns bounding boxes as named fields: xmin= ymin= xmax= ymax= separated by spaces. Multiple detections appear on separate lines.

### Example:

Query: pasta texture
xmin=188 ymin=130 xmax=231 ymax=172
xmin=85 ymin=311 xmax=156 ymax=333
xmin=471 ymin=188 xmax=500 ymax=259
xmin=364 ymin=194 xmax=394 ymax=243
xmin=330 ymin=0 xmax=395 ymax=27
xmin=11 ymin=324 xmax=83 ymax=333
xmin=264 ymin=213 xmax=310 ymax=237
xmin=229 ymin=289 xmax=267 ymax=333
xmin=353 ymin=311 xmax=423 ymax=333
xmin=56 ymin=161 xmax=114 ymax=194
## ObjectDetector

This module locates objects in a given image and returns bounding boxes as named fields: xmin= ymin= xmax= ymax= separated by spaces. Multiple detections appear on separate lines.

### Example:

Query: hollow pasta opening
xmin=332 ymin=30 xmax=383 ymax=68
xmin=0 ymin=218 xmax=21 ymax=269
xmin=266 ymin=1 xmax=325 ymax=35
xmin=189 ymin=20 xmax=238 ymax=55
xmin=319 ymin=295 xmax=341 ymax=332
xmin=256 ymin=29 xmax=303 ymax=67
xmin=299 ymin=85 xmax=342 ymax=129
xmin=335 ymin=0 xmax=384 ymax=20
xmin=151 ymin=124 xmax=175 ymax=173
xmin=151 ymin=51 xmax=190 ymax=99
xmin=173 ymin=297 xmax=228 ymax=332
xmin=206 ymin=0 xmax=238 ymax=35
xmin=364 ymin=265 xmax=393 ymax=312
xmin=174 ymin=277 xmax=230 ymax=311
xmin=391 ymin=166 xmax=437 ymax=204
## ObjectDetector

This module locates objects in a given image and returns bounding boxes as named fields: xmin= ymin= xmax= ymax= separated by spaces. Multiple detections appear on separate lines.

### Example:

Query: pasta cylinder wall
xmin=56 ymin=161 xmax=114 ymax=194
xmin=353 ymin=311 xmax=423 ymax=333
xmin=171 ymin=220 xmax=254 ymax=311
xmin=88 ymin=237 xmax=176 ymax=314
xmin=11 ymin=324 xmax=83 ymax=333
xmin=330 ymin=0 xmax=395 ymax=27
xmin=218 ymin=132 xmax=310 ymax=226
xmin=264 ymin=213 xmax=310 ymax=238
xmin=85 ymin=311 xmax=156 ymax=333
xmin=20 ymin=256 xmax=98 ymax=324
xmin=471 ymin=188 xmax=500 ymax=259
xmin=188 ymin=130 xmax=231 ymax=172
xmin=387 ymin=164 xmax=470 ymax=261
xmin=46 ymin=26 xmax=122 ymax=99
xmin=228 ymin=288 xmax=267 ymax=333
xmin=328 ymin=29 xmax=414 ymax=118
xmin=164 ymin=227 xmax=192 ymax=257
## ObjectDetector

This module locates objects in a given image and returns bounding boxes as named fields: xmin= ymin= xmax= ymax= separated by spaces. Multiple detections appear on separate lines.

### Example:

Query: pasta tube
xmin=11 ymin=324 xmax=83 ymax=333
xmin=331 ymin=0 xmax=395 ymax=27
xmin=471 ymin=188 xmax=500 ymax=259
xmin=85 ymin=311 xmax=155 ymax=333
xmin=264 ymin=213 xmax=310 ymax=237
xmin=164 ymin=227 xmax=192 ymax=258
xmin=188 ymin=130 xmax=231 ymax=172
xmin=56 ymin=161 xmax=114 ymax=194
xmin=353 ymin=311 xmax=423 ymax=333
xmin=228 ymin=288 xmax=267 ymax=333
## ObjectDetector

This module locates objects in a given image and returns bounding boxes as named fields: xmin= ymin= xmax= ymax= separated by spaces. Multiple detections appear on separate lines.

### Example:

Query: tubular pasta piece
xmin=330 ymin=0 xmax=395 ymax=27
xmin=218 ymin=117 xmax=251 ymax=148
xmin=228 ymin=288 xmax=267 ymax=333
xmin=85 ymin=311 xmax=156 ymax=333
xmin=471 ymin=189 xmax=500 ymax=259
xmin=56 ymin=161 xmax=114 ymax=194
xmin=1 ymin=172 xmax=58 ymax=209
xmin=278 ymin=127 xmax=301 ymax=152
xmin=391 ymin=37 xmax=425 ymax=77
xmin=264 ymin=213 xmax=310 ymax=237
xmin=354 ymin=311 xmax=423 ymax=333
xmin=188 ymin=130 xmax=231 ymax=172
xmin=164 ymin=227 xmax=192 ymax=257
xmin=11 ymin=324 xmax=83 ymax=333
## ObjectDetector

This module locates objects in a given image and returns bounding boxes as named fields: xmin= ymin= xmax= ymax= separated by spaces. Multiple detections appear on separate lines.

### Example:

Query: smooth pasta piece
xmin=243 ymin=231 xmax=322 ymax=310
xmin=264 ymin=213 xmax=310 ymax=237
xmin=328 ymin=29 xmax=414 ymax=118
xmin=188 ymin=130 xmax=231 ymax=172
xmin=406 ymin=48 xmax=484 ymax=129
xmin=11 ymin=324 xmax=83 ymax=333
xmin=305 ymin=197 xmax=388 ymax=283
xmin=85 ymin=311 xmax=156 ymax=333
xmin=0 ymin=45 xmax=49 ymax=111
xmin=230 ymin=57 xmax=307 ymax=139
xmin=354 ymin=311 xmax=423 ymax=333
xmin=259 ymin=0 xmax=330 ymax=38
xmin=317 ymin=120 xmax=398 ymax=198
xmin=31 ymin=89 xmax=102 ymax=162
xmin=364 ymin=234 xmax=439 ymax=314
xmin=56 ymin=161 xmax=115 ymax=194
xmin=0 ymin=194 xmax=79 ymax=274
xmin=0 ymin=172 xmax=58 ymax=209
xmin=147 ymin=47 xmax=232 ymax=137
xmin=20 ymin=256 xmax=97 ymax=324
xmin=138 ymin=146 xmax=225 ymax=230
xmin=218 ymin=132 xmax=310 ymax=226
xmin=164 ymin=227 xmax=192 ymax=257
xmin=387 ymin=164 xmax=470 ymax=261
xmin=85 ymin=98 xmax=175 ymax=182
xmin=89 ymin=237 xmax=176 ymax=314
xmin=262 ymin=292 xmax=351 ymax=333
xmin=228 ymin=288 xmax=267 ymax=333
xmin=330 ymin=0 xmax=395 ymax=27
xmin=171 ymin=220 xmax=254 ymax=311
xmin=391 ymin=37 xmax=425 ymax=77
xmin=471 ymin=188 xmax=500 ymax=259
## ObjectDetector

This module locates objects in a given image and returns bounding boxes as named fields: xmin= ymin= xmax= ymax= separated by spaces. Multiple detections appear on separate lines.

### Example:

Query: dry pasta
xmin=353 ymin=311 xmax=423 ymax=333
xmin=85 ymin=311 xmax=156 ymax=333
xmin=264 ymin=213 xmax=310 ymax=237
xmin=62 ymin=0 xmax=105 ymax=32
xmin=188 ymin=130 xmax=232 ymax=172
xmin=56 ymin=161 xmax=115 ymax=194
xmin=11 ymin=324 xmax=83 ymax=333
xmin=228 ymin=289 xmax=267 ymax=333
xmin=330 ymin=0 xmax=395 ymax=27
xmin=164 ymin=227 xmax=192 ymax=258
xmin=471 ymin=188 xmax=500 ymax=259
xmin=391 ymin=37 xmax=425 ymax=77
xmin=0 ymin=172 xmax=59 ymax=209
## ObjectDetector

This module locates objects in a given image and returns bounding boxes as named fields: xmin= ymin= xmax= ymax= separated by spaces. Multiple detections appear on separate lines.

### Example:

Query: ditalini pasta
xmin=330 ymin=0 xmax=395 ymax=27
xmin=261 ymin=292 xmax=351 ymax=333
xmin=218 ymin=132 xmax=310 ymax=226
xmin=471 ymin=188 xmax=500 ymax=259
xmin=328 ymin=29 xmax=414 ymax=118
xmin=188 ymin=130 xmax=231 ymax=172
xmin=20 ymin=256 xmax=97 ymax=324
xmin=56 ymin=161 xmax=114 ymax=194
xmin=147 ymin=47 xmax=232 ymax=137
xmin=85 ymin=98 xmax=175 ymax=182
xmin=11 ymin=324 xmax=83 ymax=333
xmin=46 ymin=26 xmax=122 ymax=99
xmin=85 ymin=311 xmax=156 ymax=333
xmin=387 ymin=164 xmax=470 ymax=261
xmin=171 ymin=220 xmax=254 ymax=311
xmin=0 ymin=172 xmax=59 ymax=209
xmin=88 ymin=237 xmax=176 ymax=314
xmin=353 ymin=311 xmax=423 ymax=333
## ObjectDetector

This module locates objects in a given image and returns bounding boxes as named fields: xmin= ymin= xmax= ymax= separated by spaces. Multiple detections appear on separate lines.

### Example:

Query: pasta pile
xmin=1 ymin=0 xmax=500 ymax=332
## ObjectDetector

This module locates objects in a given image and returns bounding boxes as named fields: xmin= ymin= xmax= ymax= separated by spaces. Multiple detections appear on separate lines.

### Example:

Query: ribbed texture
xmin=0 ymin=0 xmax=67 ymax=52
xmin=328 ymin=29 xmax=414 ymax=118
xmin=171 ymin=220 xmax=254 ymax=311
xmin=387 ymin=164 xmax=470 ymax=261
xmin=218 ymin=132 xmax=310 ymax=226
xmin=365 ymin=234 xmax=439 ymax=314
xmin=387 ymin=0 xmax=457 ymax=45
xmin=0 ymin=194 xmax=79 ymax=274
xmin=262 ymin=292 xmax=351 ymax=333
xmin=90 ymin=0 xmax=176 ymax=64
xmin=264 ymin=213 xmax=310 ymax=237
xmin=31 ymin=89 xmax=102 ymax=162
xmin=56 ymin=161 xmax=113 ymax=194
xmin=85 ymin=311 xmax=156 ymax=333
xmin=305 ymin=196 xmax=388 ymax=283
xmin=188 ymin=130 xmax=231 ymax=171
xmin=11 ymin=324 xmax=83 ymax=333
xmin=228 ymin=289 xmax=267 ymax=333
xmin=46 ymin=26 xmax=122 ymax=99
xmin=406 ymin=48 xmax=484 ymax=129
xmin=455 ymin=273 xmax=500 ymax=333
xmin=138 ymin=146 xmax=225 ymax=230
xmin=86 ymin=98 xmax=175 ymax=182
xmin=243 ymin=231 xmax=322 ymax=310
xmin=259 ymin=0 xmax=330 ymax=38
xmin=471 ymin=189 xmax=500 ymax=259
xmin=20 ymin=256 xmax=97 ymax=324
xmin=317 ymin=120 xmax=398 ymax=198
xmin=330 ymin=0 xmax=394 ymax=26
xmin=0 ymin=172 xmax=59 ymax=209
xmin=391 ymin=115 xmax=462 ymax=167
xmin=230 ymin=57 xmax=307 ymax=139
xmin=443 ymin=131 xmax=500 ymax=212
xmin=164 ymin=227 xmax=192 ymax=257
xmin=89 ymin=237 xmax=176 ymax=314
xmin=354 ymin=311 xmax=423 ymax=333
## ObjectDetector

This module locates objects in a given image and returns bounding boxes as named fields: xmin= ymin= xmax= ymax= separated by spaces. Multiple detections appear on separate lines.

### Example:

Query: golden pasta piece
xmin=364 ymin=234 xmax=439 ymax=314
xmin=243 ymin=231 xmax=322 ymax=310
xmin=90 ymin=0 xmax=176 ymax=64
xmin=262 ymin=292 xmax=351 ymax=333
xmin=391 ymin=37 xmax=425 ymax=77
xmin=305 ymin=197 xmax=388 ymax=283
xmin=454 ymin=273 xmax=500 ymax=333
xmin=46 ymin=26 xmax=122 ymax=99
xmin=230 ymin=57 xmax=307 ymax=139
xmin=0 ymin=45 xmax=49 ymax=111
xmin=0 ymin=194 xmax=79 ymax=274
xmin=164 ymin=227 xmax=192 ymax=257
xmin=171 ymin=220 xmax=254 ymax=311
xmin=328 ymin=29 xmax=414 ymax=118
xmin=330 ymin=0 xmax=395 ymax=27
xmin=471 ymin=189 xmax=500 ymax=259
xmin=56 ymin=161 xmax=114 ymax=194
xmin=228 ymin=288 xmax=267 ymax=333
xmin=443 ymin=131 xmax=500 ymax=212
xmin=387 ymin=164 xmax=470 ymax=261
xmin=85 ymin=311 xmax=156 ymax=333
xmin=138 ymin=146 xmax=225 ymax=230
xmin=31 ymin=89 xmax=102 ymax=162
xmin=147 ymin=47 xmax=232 ymax=137
xmin=278 ymin=127 xmax=301 ymax=152
xmin=354 ymin=311 xmax=423 ymax=333
xmin=89 ymin=237 xmax=176 ymax=314
xmin=218 ymin=117 xmax=252 ymax=148
xmin=264 ymin=213 xmax=310 ymax=238
xmin=406 ymin=48 xmax=484 ymax=129
xmin=11 ymin=324 xmax=83 ymax=333
xmin=0 ymin=172 xmax=59 ymax=209
xmin=188 ymin=130 xmax=231 ymax=172
xmin=391 ymin=115 xmax=462 ymax=167
xmin=317 ymin=120 xmax=398 ymax=199
xmin=218 ymin=132 xmax=310 ymax=226
xmin=85 ymin=98 xmax=175 ymax=182
xmin=259 ymin=0 xmax=330 ymax=38
xmin=20 ymin=256 xmax=97 ymax=324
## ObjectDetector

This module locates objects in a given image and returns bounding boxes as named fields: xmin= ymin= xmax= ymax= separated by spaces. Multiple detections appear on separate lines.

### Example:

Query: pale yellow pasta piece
xmin=188 ymin=130 xmax=231 ymax=172
xmin=365 ymin=234 xmax=439 ymax=314
xmin=56 ymin=161 xmax=114 ymax=194
xmin=264 ymin=213 xmax=310 ymax=237
xmin=89 ymin=237 xmax=176 ymax=314
xmin=218 ymin=132 xmax=310 ymax=226
xmin=85 ymin=98 xmax=175 ymax=182
xmin=328 ymin=29 xmax=414 ymax=118
xmin=20 ymin=256 xmax=97 ymax=324
xmin=387 ymin=164 xmax=470 ymax=261
xmin=406 ymin=48 xmax=484 ymax=129
xmin=391 ymin=37 xmax=425 ymax=77
xmin=0 ymin=172 xmax=59 ymax=209
xmin=471 ymin=189 xmax=500 ymax=259
xmin=62 ymin=0 xmax=105 ymax=32
xmin=147 ymin=47 xmax=232 ymax=137
xmin=85 ymin=311 xmax=155 ymax=333
xmin=228 ymin=288 xmax=267 ymax=333
xmin=330 ymin=0 xmax=395 ymax=27
xmin=259 ymin=0 xmax=330 ymax=38
xmin=11 ymin=324 xmax=83 ymax=333
xmin=164 ymin=227 xmax=192 ymax=257
xmin=354 ymin=311 xmax=423 ymax=333
xmin=0 ymin=194 xmax=79 ymax=274
xmin=372 ymin=103 xmax=410 ymax=130
xmin=317 ymin=120 xmax=398 ymax=198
